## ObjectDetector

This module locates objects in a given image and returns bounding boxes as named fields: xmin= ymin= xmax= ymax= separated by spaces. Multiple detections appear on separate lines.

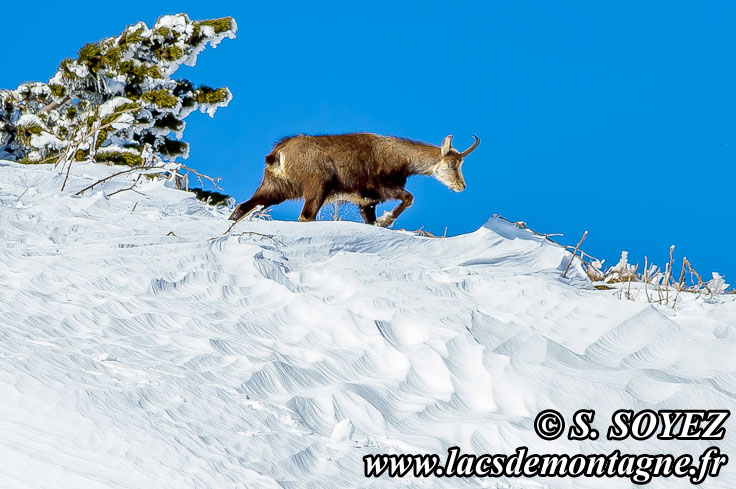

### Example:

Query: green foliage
xmin=78 ymin=43 xmax=106 ymax=74
xmin=154 ymin=27 xmax=172 ymax=38
xmin=156 ymin=45 xmax=183 ymax=61
xmin=191 ymin=17 xmax=234 ymax=45
xmin=100 ymin=102 xmax=140 ymax=126
xmin=19 ymin=154 xmax=57 ymax=165
xmin=50 ymin=84 xmax=66 ymax=98
xmin=154 ymin=113 xmax=184 ymax=131
xmin=141 ymin=89 xmax=179 ymax=108
xmin=118 ymin=27 xmax=146 ymax=49
xmin=19 ymin=123 xmax=43 ymax=135
xmin=59 ymin=58 xmax=80 ymax=80
xmin=102 ymin=46 xmax=123 ymax=66
xmin=15 ymin=120 xmax=44 ymax=146
xmin=0 ymin=13 xmax=236 ymax=170
xmin=95 ymin=129 xmax=108 ymax=149
xmin=78 ymin=43 xmax=102 ymax=62
xmin=94 ymin=149 xmax=143 ymax=166
xmin=190 ymin=187 xmax=232 ymax=206
xmin=157 ymin=137 xmax=188 ymax=157
xmin=116 ymin=60 xmax=163 ymax=84
xmin=195 ymin=17 xmax=234 ymax=35
xmin=194 ymin=86 xmax=229 ymax=104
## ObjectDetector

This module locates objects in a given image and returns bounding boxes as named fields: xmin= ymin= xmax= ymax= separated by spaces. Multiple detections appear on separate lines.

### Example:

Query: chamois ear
xmin=440 ymin=135 xmax=453 ymax=156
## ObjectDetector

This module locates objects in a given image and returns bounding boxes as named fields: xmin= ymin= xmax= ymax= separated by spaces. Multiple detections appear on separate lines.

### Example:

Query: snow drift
xmin=0 ymin=160 xmax=734 ymax=488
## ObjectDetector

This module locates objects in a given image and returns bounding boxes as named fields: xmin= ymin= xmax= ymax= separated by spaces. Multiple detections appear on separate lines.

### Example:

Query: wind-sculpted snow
xmin=0 ymin=160 xmax=734 ymax=488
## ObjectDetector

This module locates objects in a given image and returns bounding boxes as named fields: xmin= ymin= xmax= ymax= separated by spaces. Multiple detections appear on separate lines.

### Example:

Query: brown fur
xmin=228 ymin=132 xmax=479 ymax=227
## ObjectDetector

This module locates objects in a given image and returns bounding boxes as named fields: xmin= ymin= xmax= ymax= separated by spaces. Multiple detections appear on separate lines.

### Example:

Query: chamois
xmin=228 ymin=133 xmax=480 ymax=227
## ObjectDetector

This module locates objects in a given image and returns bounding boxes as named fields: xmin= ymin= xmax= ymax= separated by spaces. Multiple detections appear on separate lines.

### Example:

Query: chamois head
xmin=433 ymin=134 xmax=480 ymax=192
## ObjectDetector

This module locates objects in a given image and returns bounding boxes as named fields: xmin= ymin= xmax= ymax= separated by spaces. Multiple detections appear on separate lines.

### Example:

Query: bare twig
xmin=75 ymin=166 xmax=160 ymax=195
xmin=179 ymin=164 xmax=222 ymax=191
xmin=224 ymin=216 xmax=245 ymax=234
xmin=573 ymin=248 xmax=602 ymax=263
xmin=15 ymin=188 xmax=29 ymax=204
xmin=481 ymin=214 xmax=733 ymax=297
xmin=684 ymin=258 xmax=712 ymax=295
xmin=491 ymin=214 xmax=602 ymax=262
xmin=672 ymin=257 xmax=688 ymax=308
xmin=60 ymin=157 xmax=75 ymax=191
xmin=643 ymin=256 xmax=650 ymax=303
xmin=224 ymin=204 xmax=277 ymax=234
xmin=562 ymin=230 xmax=588 ymax=278
xmin=108 ymin=187 xmax=145 ymax=197
xmin=210 ymin=231 xmax=282 ymax=246
xmin=252 ymin=206 xmax=273 ymax=221
xmin=664 ymin=245 xmax=675 ymax=303
xmin=239 ymin=232 xmax=282 ymax=245
xmin=416 ymin=228 xmax=440 ymax=238
xmin=401 ymin=226 xmax=443 ymax=238
xmin=107 ymin=175 xmax=144 ymax=197
xmin=55 ymin=104 xmax=144 ymax=193
xmin=38 ymin=95 xmax=71 ymax=114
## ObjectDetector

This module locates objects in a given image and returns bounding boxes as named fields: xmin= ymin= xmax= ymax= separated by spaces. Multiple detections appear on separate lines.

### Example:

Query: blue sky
xmin=3 ymin=1 xmax=734 ymax=281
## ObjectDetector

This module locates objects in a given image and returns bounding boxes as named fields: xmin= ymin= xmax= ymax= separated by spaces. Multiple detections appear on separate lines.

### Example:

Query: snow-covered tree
xmin=0 ymin=14 xmax=236 ymax=170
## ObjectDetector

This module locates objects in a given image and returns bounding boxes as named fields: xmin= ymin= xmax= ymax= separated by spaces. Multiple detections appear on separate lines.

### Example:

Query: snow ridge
xmin=0 ymin=160 xmax=734 ymax=488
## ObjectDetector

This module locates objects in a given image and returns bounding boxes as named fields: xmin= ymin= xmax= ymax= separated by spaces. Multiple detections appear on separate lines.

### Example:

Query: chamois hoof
xmin=376 ymin=212 xmax=395 ymax=228
xmin=228 ymin=204 xmax=247 ymax=221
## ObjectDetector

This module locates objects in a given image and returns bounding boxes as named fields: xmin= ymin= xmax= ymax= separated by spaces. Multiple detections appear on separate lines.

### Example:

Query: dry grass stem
xmin=562 ymin=230 xmax=588 ymax=278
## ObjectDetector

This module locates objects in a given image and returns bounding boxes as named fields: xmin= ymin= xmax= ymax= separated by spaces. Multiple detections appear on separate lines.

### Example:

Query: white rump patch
xmin=268 ymin=151 xmax=287 ymax=177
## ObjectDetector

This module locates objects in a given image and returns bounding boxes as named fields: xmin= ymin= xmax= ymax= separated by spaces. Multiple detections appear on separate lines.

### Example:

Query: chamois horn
xmin=460 ymin=134 xmax=480 ymax=158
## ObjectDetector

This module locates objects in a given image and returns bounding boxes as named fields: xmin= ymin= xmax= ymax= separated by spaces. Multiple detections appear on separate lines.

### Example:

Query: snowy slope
xmin=0 ymin=160 xmax=734 ymax=489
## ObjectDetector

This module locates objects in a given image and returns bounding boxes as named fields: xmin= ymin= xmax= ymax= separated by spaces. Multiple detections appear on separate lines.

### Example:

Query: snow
xmin=709 ymin=272 xmax=730 ymax=295
xmin=94 ymin=145 xmax=140 ymax=157
xmin=0 ymin=160 xmax=734 ymax=488
xmin=606 ymin=250 xmax=637 ymax=282
xmin=16 ymin=114 xmax=45 ymax=129
xmin=181 ymin=16 xmax=238 ymax=68
xmin=198 ymin=88 xmax=233 ymax=118
xmin=157 ymin=13 xmax=189 ymax=33
xmin=16 ymin=82 xmax=51 ymax=99
xmin=98 ymin=97 xmax=135 ymax=118
xmin=30 ymin=132 xmax=66 ymax=151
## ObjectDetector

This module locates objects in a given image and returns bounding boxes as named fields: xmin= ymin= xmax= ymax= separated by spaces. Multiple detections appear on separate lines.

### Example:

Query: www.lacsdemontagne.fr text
xmin=363 ymin=446 xmax=728 ymax=485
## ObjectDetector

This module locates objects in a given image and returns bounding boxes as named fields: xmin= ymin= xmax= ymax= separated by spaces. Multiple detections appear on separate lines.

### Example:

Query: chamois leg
xmin=229 ymin=187 xmax=286 ymax=221
xmin=298 ymin=187 xmax=327 ymax=222
xmin=376 ymin=188 xmax=413 ymax=228
xmin=359 ymin=203 xmax=377 ymax=225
